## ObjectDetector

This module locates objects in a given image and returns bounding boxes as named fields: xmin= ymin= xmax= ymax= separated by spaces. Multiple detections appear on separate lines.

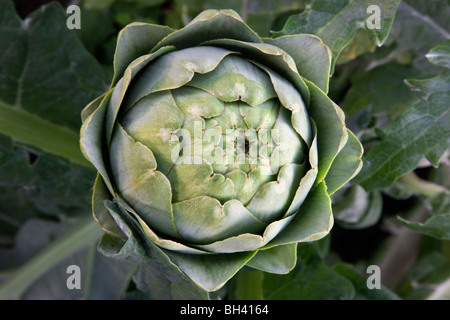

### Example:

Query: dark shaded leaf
xmin=0 ymin=134 xmax=95 ymax=242
xmin=355 ymin=40 xmax=450 ymax=191
xmin=275 ymin=0 xmax=401 ymax=70
xmin=399 ymin=252 xmax=450 ymax=300
xmin=342 ymin=62 xmax=421 ymax=118
xmin=0 ymin=217 xmax=134 ymax=300
xmin=0 ymin=0 xmax=107 ymax=130
xmin=263 ymin=243 xmax=355 ymax=300
xmin=332 ymin=184 xmax=383 ymax=229
xmin=399 ymin=214 xmax=450 ymax=240
xmin=332 ymin=263 xmax=401 ymax=300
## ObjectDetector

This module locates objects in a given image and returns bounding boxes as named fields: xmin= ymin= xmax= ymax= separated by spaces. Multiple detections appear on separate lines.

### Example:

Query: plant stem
xmin=441 ymin=240 xmax=450 ymax=259
xmin=398 ymin=172 xmax=449 ymax=197
xmin=379 ymin=203 xmax=429 ymax=290
xmin=0 ymin=100 xmax=91 ymax=168
xmin=0 ymin=216 xmax=102 ymax=299
xmin=426 ymin=277 xmax=450 ymax=300
xmin=231 ymin=269 xmax=265 ymax=300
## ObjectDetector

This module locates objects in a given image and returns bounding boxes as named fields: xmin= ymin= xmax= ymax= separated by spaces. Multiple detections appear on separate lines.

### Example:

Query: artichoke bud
xmin=80 ymin=9 xmax=363 ymax=292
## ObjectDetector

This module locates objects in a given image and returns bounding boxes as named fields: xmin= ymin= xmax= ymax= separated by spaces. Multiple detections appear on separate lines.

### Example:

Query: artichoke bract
xmin=80 ymin=9 xmax=363 ymax=291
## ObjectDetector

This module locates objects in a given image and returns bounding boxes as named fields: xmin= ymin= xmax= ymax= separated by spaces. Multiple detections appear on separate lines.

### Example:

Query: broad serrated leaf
xmin=0 ymin=217 xmax=135 ymax=300
xmin=342 ymin=62 xmax=421 ymax=117
xmin=0 ymin=0 xmax=106 ymax=239
xmin=355 ymin=44 xmax=450 ymax=191
xmin=399 ymin=252 xmax=450 ymax=300
xmin=333 ymin=263 xmax=401 ymax=300
xmin=369 ymin=0 xmax=450 ymax=72
xmin=336 ymin=29 xmax=376 ymax=65
xmin=263 ymin=243 xmax=355 ymax=300
xmin=0 ymin=0 xmax=107 ymax=130
xmin=399 ymin=214 xmax=450 ymax=240
xmin=0 ymin=134 xmax=95 ymax=243
xmin=0 ymin=1 xmax=107 ymax=166
xmin=275 ymin=0 xmax=401 ymax=70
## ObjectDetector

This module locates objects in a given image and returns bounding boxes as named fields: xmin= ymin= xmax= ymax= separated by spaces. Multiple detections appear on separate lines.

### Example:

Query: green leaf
xmin=0 ymin=100 xmax=91 ymax=167
xmin=399 ymin=214 xmax=450 ymax=240
xmin=112 ymin=22 xmax=173 ymax=86
xmin=399 ymin=252 xmax=450 ymax=300
xmin=264 ymin=244 xmax=355 ymax=300
xmin=428 ymin=191 xmax=450 ymax=216
xmin=80 ymin=91 xmax=114 ymax=192
xmin=75 ymin=4 xmax=115 ymax=59
xmin=336 ymin=29 xmax=376 ymax=64
xmin=383 ymin=0 xmax=450 ymax=70
xmin=228 ymin=269 xmax=264 ymax=300
xmin=0 ymin=217 xmax=129 ymax=300
xmin=0 ymin=0 xmax=106 ymax=131
xmin=333 ymin=263 xmax=401 ymax=300
xmin=275 ymin=0 xmax=401 ymax=71
xmin=356 ymin=63 xmax=450 ymax=191
xmin=426 ymin=39 xmax=450 ymax=69
xmin=163 ymin=249 xmax=257 ymax=292
xmin=332 ymin=184 xmax=383 ymax=229
xmin=342 ymin=62 xmax=421 ymax=118
xmin=133 ymin=256 xmax=210 ymax=300
xmin=325 ymin=129 xmax=363 ymax=195
xmin=0 ymin=134 xmax=95 ymax=244
xmin=264 ymin=34 xmax=332 ymax=93
xmin=92 ymin=174 xmax=125 ymax=241
xmin=305 ymin=80 xmax=347 ymax=185
xmin=246 ymin=243 xmax=297 ymax=274
xmin=173 ymin=0 xmax=304 ymax=37
xmin=130 ymin=240 xmax=210 ymax=299
xmin=427 ymin=163 xmax=450 ymax=215
xmin=0 ymin=0 xmax=107 ymax=166
xmin=267 ymin=181 xmax=333 ymax=248
xmin=96 ymin=198 xmax=210 ymax=299
xmin=152 ymin=9 xmax=262 ymax=52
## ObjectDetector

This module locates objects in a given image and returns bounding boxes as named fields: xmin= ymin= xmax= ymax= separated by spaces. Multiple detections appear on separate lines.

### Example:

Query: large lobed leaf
xmin=0 ymin=0 xmax=104 ymax=242
xmin=356 ymin=40 xmax=450 ymax=191
xmin=263 ymin=242 xmax=400 ymax=300
xmin=274 ymin=0 xmax=401 ymax=71
xmin=0 ymin=217 xmax=135 ymax=300
xmin=0 ymin=0 xmax=132 ymax=299
xmin=0 ymin=0 xmax=107 ymax=130
xmin=384 ymin=0 xmax=450 ymax=71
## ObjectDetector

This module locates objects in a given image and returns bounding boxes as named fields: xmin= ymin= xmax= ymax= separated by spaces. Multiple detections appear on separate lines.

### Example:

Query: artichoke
xmin=80 ymin=9 xmax=363 ymax=292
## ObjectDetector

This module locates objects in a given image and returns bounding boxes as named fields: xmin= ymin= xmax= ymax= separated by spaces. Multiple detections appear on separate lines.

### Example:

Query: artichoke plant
xmin=80 ymin=9 xmax=363 ymax=292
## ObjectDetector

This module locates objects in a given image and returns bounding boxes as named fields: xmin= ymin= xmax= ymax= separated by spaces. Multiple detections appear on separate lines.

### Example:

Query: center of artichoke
xmin=170 ymin=97 xmax=280 ymax=178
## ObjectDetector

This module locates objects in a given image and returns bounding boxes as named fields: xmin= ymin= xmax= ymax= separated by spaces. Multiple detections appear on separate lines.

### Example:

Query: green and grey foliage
xmin=0 ymin=0 xmax=449 ymax=300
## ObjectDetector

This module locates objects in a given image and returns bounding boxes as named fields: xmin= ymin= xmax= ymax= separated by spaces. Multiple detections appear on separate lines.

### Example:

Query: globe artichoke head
xmin=80 ymin=9 xmax=363 ymax=292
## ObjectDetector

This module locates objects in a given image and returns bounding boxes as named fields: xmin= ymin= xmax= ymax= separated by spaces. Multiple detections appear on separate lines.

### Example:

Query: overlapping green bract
xmin=80 ymin=9 xmax=363 ymax=292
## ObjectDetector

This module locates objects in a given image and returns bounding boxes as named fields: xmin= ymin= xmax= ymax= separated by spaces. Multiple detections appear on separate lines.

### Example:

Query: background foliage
xmin=0 ymin=0 xmax=449 ymax=300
